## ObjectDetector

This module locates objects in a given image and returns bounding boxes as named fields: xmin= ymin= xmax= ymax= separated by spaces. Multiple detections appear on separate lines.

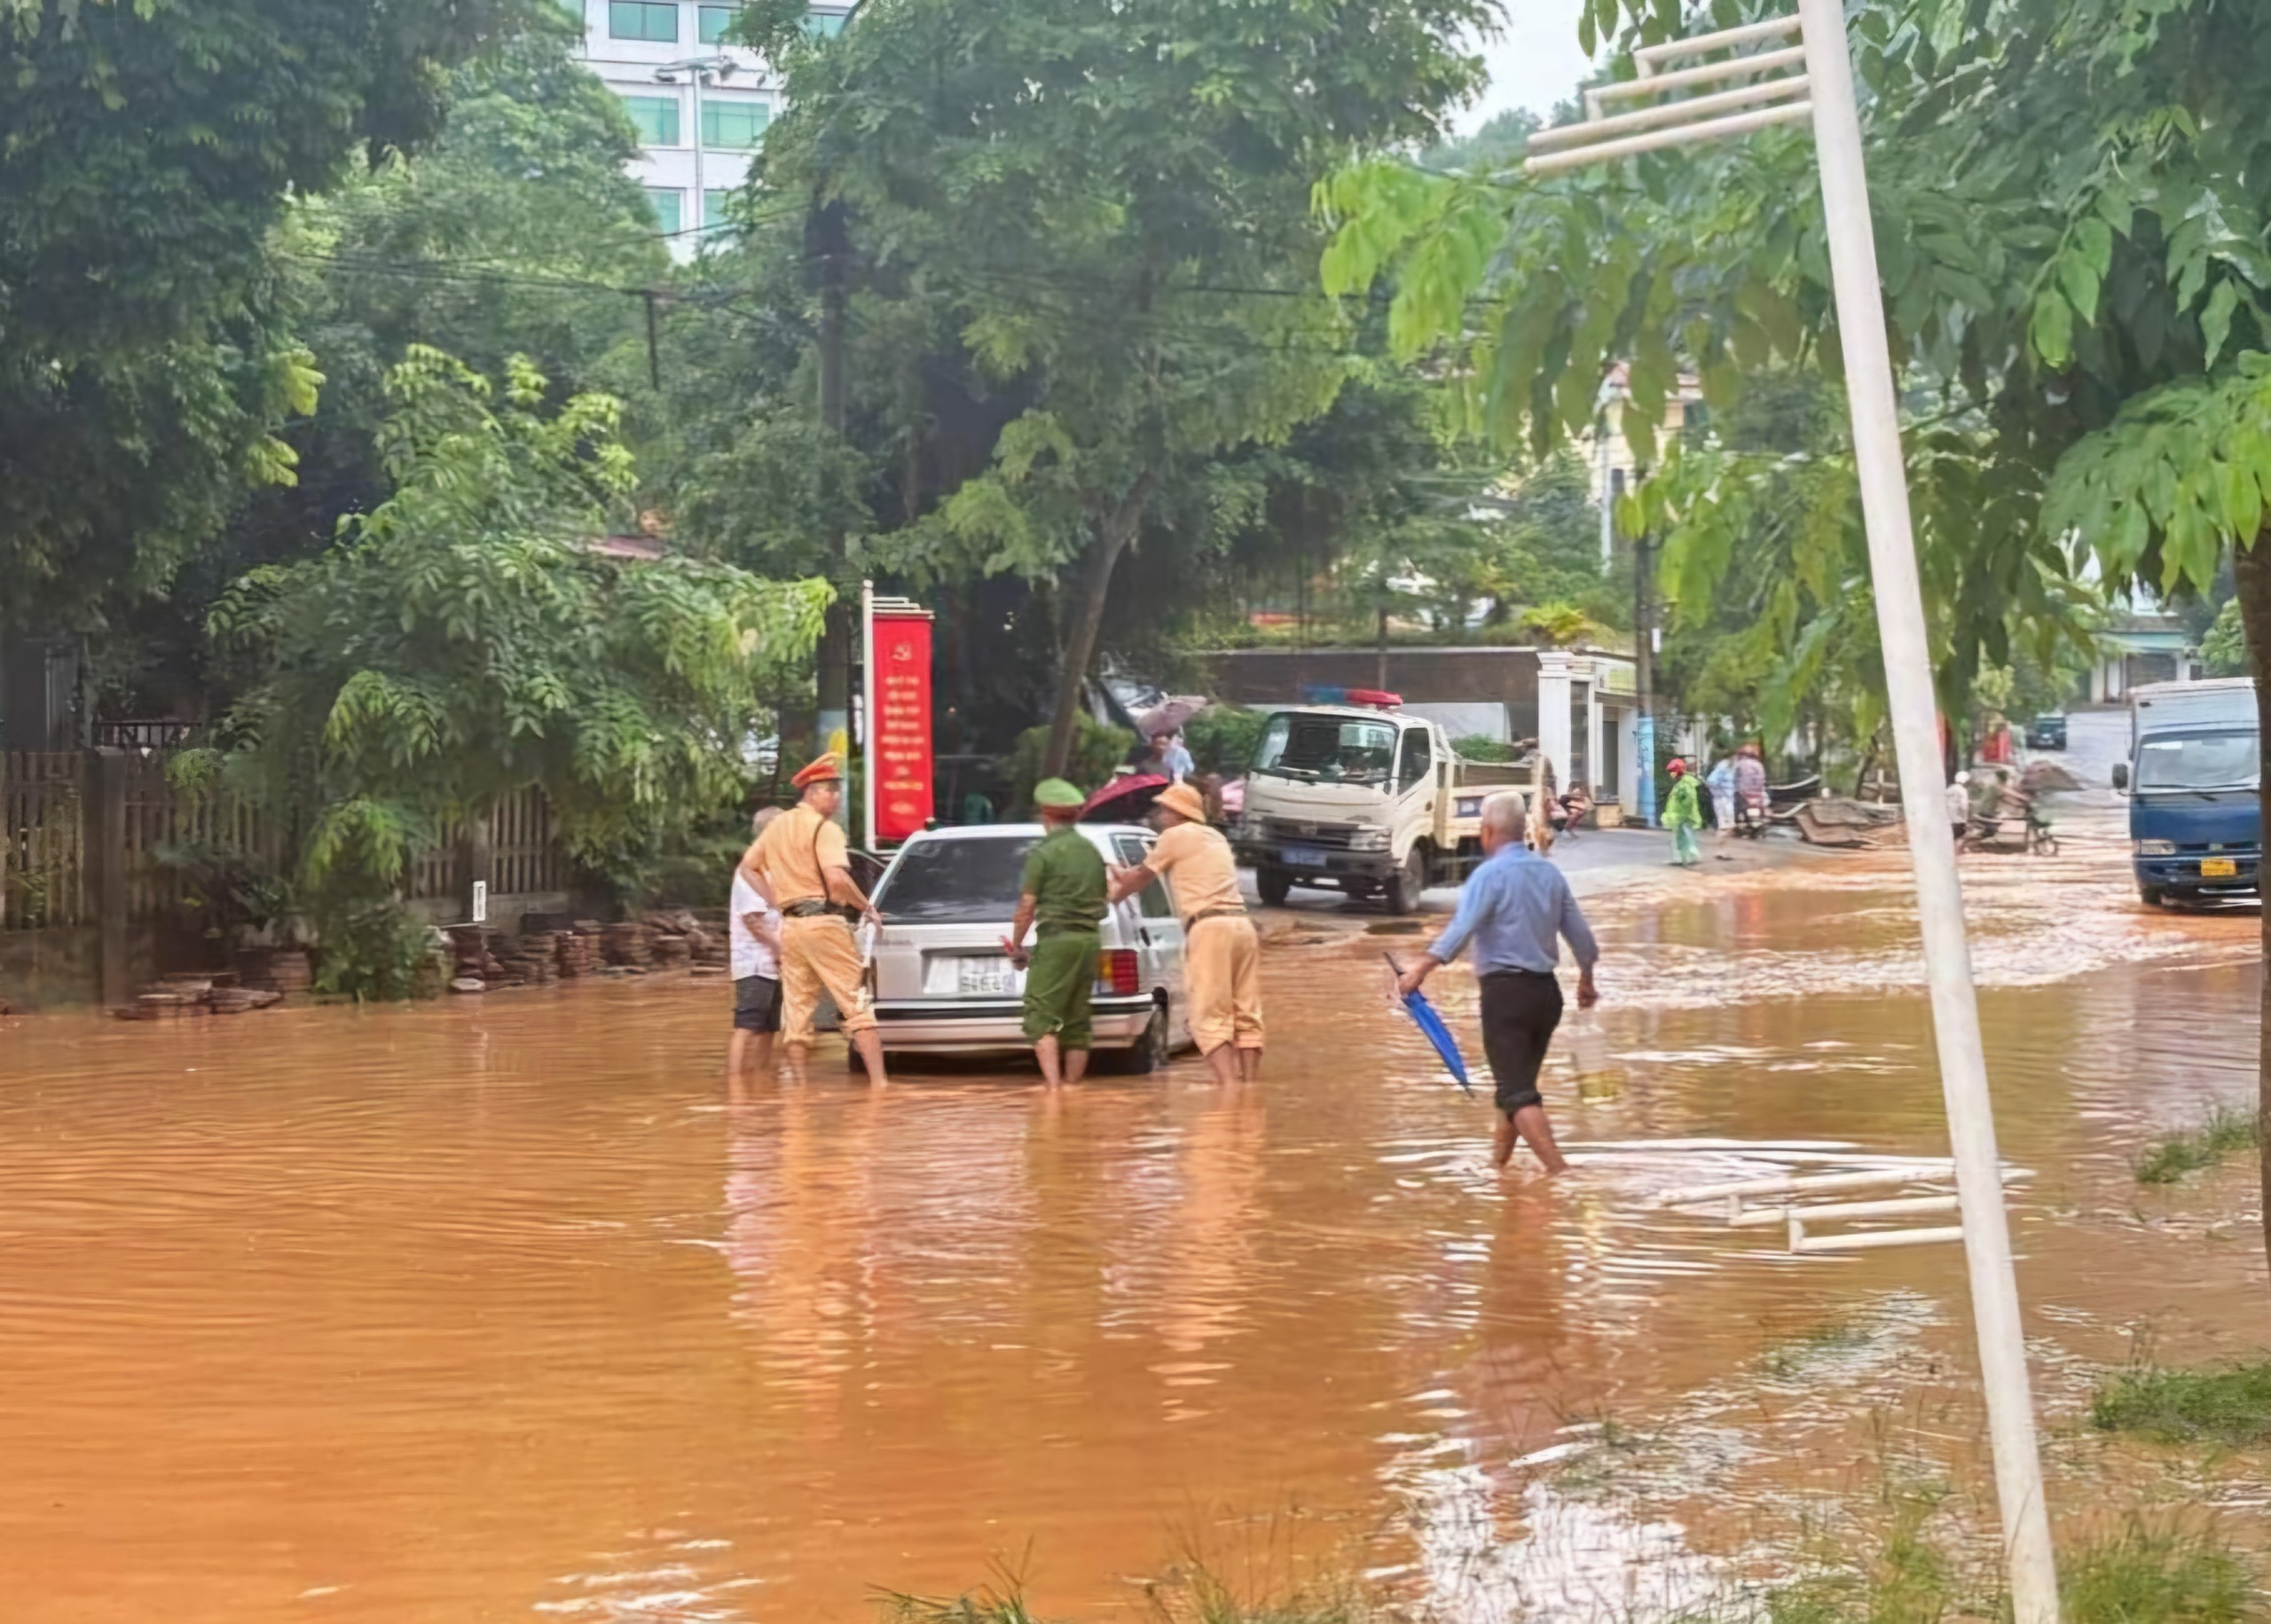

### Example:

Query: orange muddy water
xmin=3 ymin=840 xmax=2267 ymax=1621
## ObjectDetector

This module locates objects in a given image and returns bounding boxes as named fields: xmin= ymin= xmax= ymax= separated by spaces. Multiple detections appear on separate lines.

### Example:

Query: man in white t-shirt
xmin=729 ymin=806 xmax=785 ymax=1076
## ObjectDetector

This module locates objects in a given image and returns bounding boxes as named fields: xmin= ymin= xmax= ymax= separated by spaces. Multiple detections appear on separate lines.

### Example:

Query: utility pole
xmin=1633 ymin=530 xmax=1657 ymax=829
xmin=810 ymin=195 xmax=853 ymax=825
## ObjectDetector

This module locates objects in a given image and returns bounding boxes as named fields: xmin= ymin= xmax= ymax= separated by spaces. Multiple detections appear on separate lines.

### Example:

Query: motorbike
xmin=1962 ymin=803 xmax=2057 ymax=856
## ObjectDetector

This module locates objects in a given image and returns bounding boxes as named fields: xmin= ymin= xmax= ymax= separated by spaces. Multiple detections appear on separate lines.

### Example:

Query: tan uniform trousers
xmin=1185 ymin=913 xmax=1263 ymax=1055
xmin=779 ymin=914 xmax=876 ymax=1047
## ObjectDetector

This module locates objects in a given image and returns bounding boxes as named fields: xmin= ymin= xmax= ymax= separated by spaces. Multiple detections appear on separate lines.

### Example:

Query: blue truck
xmin=2115 ymin=677 xmax=2260 ymax=906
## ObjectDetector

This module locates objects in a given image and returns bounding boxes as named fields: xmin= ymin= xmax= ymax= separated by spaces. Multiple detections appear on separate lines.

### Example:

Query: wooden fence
xmin=2 ymin=752 xmax=87 ymax=930
xmin=2 ymin=751 xmax=575 ymax=934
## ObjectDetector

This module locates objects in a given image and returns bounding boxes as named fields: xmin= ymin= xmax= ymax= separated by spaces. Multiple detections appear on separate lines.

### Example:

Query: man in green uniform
xmin=1002 ymin=778 xmax=1108 ymax=1087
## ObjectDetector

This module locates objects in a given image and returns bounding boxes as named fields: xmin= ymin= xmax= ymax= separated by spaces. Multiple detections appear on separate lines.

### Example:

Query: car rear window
xmin=874 ymin=835 xmax=1039 ymax=922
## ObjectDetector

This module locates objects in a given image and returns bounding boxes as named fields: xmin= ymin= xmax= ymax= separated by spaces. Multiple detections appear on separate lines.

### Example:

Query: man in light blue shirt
xmin=1397 ymin=794 xmax=1599 ymax=1173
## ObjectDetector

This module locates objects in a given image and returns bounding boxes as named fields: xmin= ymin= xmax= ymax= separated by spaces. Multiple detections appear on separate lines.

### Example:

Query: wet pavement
xmin=1 ymin=804 xmax=2266 ymax=1621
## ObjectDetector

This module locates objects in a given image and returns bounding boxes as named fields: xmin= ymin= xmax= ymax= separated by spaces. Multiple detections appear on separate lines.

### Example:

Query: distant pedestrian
xmin=1663 ymin=758 xmax=1703 ymax=867
xmin=1946 ymin=771 xmax=1973 ymax=845
xmin=743 ymin=755 xmax=889 ymax=1086
xmin=728 ymin=806 xmax=785 ymax=1077
xmin=1159 ymin=730 xmax=1195 ymax=784
xmin=1706 ymin=753 xmax=1738 ymax=836
xmin=1004 ymin=778 xmax=1109 ymax=1088
xmin=1109 ymin=780 xmax=1261 ymax=1085
xmin=1528 ymin=744 xmax=1560 ymax=854
xmin=1396 ymin=793 xmax=1596 ymax=1175
xmin=1733 ymin=744 xmax=1768 ymax=823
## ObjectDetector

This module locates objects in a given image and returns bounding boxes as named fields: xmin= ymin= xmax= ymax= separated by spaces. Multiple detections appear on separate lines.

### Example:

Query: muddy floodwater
xmin=4 ymin=839 xmax=2268 ymax=1620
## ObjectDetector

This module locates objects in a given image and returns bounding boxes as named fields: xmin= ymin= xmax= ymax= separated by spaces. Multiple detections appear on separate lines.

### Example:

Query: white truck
xmin=1231 ymin=694 xmax=1532 ymax=914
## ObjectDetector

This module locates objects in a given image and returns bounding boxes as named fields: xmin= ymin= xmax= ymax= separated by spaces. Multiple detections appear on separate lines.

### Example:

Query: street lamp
xmin=1528 ymin=12 xmax=2062 ymax=1624
xmin=653 ymin=55 xmax=735 ymax=239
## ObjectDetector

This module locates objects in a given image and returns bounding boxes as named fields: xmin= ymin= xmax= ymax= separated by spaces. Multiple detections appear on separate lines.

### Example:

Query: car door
xmin=1112 ymin=831 xmax=1188 ymax=1047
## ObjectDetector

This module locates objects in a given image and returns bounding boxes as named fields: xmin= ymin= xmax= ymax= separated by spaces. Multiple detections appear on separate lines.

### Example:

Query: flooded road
xmin=2 ymin=836 xmax=2266 ymax=1621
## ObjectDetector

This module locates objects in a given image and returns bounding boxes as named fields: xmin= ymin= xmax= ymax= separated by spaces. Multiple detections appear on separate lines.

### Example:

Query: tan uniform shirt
xmin=1141 ymin=821 xmax=1243 ymax=918
xmin=758 ymin=804 xmax=849 ymax=907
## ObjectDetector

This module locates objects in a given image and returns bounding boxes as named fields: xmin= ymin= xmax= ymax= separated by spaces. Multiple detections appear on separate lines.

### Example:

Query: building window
xmin=701 ymin=99 xmax=768 ymax=150
xmin=805 ymin=7 xmax=847 ymax=35
xmin=698 ymin=4 xmax=735 ymax=43
xmin=620 ymin=93 xmax=681 ymax=146
xmin=609 ymin=0 xmax=677 ymax=41
xmin=703 ymin=189 xmax=735 ymax=230
xmin=645 ymin=186 xmax=683 ymax=237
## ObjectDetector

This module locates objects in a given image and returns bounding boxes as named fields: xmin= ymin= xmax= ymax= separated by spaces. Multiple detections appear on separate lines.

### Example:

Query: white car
xmin=867 ymin=823 xmax=1191 ymax=1071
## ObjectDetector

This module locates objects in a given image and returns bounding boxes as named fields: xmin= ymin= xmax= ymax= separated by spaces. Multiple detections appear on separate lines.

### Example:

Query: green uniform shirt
xmin=1020 ymin=825 xmax=1107 ymax=931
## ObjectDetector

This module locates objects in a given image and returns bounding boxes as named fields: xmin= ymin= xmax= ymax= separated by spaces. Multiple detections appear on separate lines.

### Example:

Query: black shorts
xmin=1479 ymin=970 xmax=1563 ymax=1115
xmin=734 ymin=974 xmax=782 ymax=1033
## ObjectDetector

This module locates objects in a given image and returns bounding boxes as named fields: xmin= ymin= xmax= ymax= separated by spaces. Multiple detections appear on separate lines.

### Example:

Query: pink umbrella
xmin=1079 ymin=773 xmax=1168 ymax=823
xmin=1136 ymin=695 xmax=1207 ymax=738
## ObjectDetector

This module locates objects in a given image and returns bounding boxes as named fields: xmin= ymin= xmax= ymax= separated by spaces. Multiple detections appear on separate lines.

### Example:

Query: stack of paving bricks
xmin=556 ymin=923 xmax=601 ymax=978
xmin=499 ymin=930 xmax=561 ymax=987
xmin=446 ymin=924 xmax=507 ymax=992
xmin=601 ymin=921 xmax=653 ymax=969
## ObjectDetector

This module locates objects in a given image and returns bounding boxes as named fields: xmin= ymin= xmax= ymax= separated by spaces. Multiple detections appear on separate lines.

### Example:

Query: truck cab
xmin=1233 ymin=692 xmax=1528 ymax=914
xmin=2117 ymin=677 xmax=2260 ymax=906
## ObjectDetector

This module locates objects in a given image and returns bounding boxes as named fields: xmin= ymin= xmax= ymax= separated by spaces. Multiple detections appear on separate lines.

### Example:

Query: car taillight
xmin=1096 ymin=947 xmax=1140 ymax=995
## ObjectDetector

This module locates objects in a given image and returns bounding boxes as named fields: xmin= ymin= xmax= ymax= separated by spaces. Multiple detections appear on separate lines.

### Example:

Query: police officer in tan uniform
xmin=741 ymin=756 xmax=889 ymax=1085
xmin=1107 ymin=781 xmax=1261 ymax=1085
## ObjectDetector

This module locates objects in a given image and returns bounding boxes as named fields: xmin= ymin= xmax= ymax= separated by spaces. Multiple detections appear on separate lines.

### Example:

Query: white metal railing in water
xmin=1648 ymin=1163 xmax=2033 ymax=1255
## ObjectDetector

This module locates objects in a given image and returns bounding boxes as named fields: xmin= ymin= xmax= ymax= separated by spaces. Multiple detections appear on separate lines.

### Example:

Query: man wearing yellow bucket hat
xmin=743 ymin=754 xmax=889 ymax=1085
xmin=1002 ymin=777 xmax=1108 ymax=1087
xmin=1108 ymin=779 xmax=1261 ymax=1085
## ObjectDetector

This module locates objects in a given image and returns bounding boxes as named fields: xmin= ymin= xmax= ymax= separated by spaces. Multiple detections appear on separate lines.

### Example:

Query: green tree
xmin=2203 ymin=599 xmax=2249 ymax=679
xmin=733 ymin=0 xmax=1490 ymax=776
xmin=105 ymin=32 xmax=670 ymax=720
xmin=1316 ymin=0 xmax=2271 ymax=1257
xmin=1423 ymin=108 xmax=1542 ymax=173
xmin=202 ymin=349 xmax=827 ymax=988
xmin=0 ymin=0 xmax=533 ymax=637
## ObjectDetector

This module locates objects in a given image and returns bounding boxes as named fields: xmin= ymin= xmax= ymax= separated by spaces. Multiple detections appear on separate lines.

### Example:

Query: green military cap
xmin=1032 ymin=777 xmax=1085 ymax=809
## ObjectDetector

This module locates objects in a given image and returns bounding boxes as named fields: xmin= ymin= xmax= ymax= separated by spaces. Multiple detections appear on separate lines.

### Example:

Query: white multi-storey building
xmin=570 ymin=0 xmax=850 ymax=251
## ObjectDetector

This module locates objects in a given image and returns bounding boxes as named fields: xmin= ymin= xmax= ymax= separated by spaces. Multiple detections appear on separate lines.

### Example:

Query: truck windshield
xmin=873 ymin=835 xmax=1038 ymax=922
xmin=2135 ymin=730 xmax=2260 ymax=792
xmin=1252 ymin=712 xmax=1398 ymax=784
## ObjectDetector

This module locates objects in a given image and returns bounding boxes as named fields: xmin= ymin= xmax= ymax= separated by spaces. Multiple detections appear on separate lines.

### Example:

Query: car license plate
xmin=2202 ymin=857 xmax=2238 ymax=878
xmin=958 ymin=957 xmax=1019 ymax=996
xmin=1284 ymin=845 xmax=1328 ymax=867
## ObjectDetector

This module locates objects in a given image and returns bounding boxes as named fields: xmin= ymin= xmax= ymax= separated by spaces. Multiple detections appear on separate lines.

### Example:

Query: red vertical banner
xmin=871 ymin=611 xmax=934 ymax=843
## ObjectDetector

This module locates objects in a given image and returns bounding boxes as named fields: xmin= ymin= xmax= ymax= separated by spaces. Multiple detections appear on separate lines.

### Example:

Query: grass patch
xmin=2133 ymin=1105 xmax=2259 ymax=1185
xmin=2093 ymin=1361 xmax=2271 ymax=1447
xmin=2063 ymin=1522 xmax=2252 ymax=1624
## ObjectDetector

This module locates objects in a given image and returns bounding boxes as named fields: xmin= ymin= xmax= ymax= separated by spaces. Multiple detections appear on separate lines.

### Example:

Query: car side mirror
xmin=2111 ymin=763 xmax=2128 ymax=791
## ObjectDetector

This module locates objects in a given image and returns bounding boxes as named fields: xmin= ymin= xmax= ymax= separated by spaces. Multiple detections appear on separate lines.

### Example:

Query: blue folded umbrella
xmin=1386 ymin=954 xmax=1473 ymax=1097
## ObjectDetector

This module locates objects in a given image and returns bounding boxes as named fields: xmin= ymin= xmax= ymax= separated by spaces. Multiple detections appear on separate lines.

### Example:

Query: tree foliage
xmin=204 ymin=349 xmax=829 ymax=906
xmin=0 ymin=0 xmax=537 ymax=634
xmin=719 ymin=0 xmax=1492 ymax=772
xmin=103 ymin=31 xmax=670 ymax=719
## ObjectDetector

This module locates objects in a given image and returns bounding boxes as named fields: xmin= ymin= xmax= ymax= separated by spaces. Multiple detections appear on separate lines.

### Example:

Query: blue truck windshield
xmin=2135 ymin=730 xmax=2260 ymax=792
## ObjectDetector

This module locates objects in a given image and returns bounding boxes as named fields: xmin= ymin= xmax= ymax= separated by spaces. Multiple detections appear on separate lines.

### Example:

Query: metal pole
xmin=1795 ymin=0 xmax=2060 ymax=1615
xmin=861 ymin=579 xmax=876 ymax=851
xmin=689 ymin=71 xmax=705 ymax=238
xmin=1634 ymin=532 xmax=1657 ymax=829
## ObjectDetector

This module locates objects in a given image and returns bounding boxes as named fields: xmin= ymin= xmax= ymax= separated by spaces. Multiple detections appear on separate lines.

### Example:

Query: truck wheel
xmin=1385 ymin=848 xmax=1426 ymax=915
xmin=1257 ymin=867 xmax=1293 ymax=907
xmin=2139 ymin=884 xmax=2165 ymax=908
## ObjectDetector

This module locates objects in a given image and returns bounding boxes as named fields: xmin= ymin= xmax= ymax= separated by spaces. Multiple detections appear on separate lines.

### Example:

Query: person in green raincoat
xmin=1662 ymin=757 xmax=1704 ymax=867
